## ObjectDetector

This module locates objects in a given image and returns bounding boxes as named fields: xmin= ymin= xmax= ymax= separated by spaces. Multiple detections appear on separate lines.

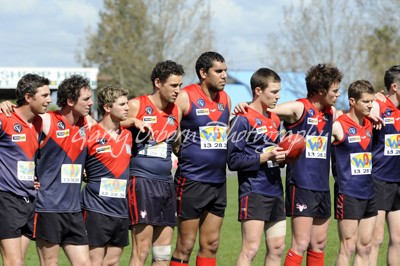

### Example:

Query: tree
xmin=264 ymin=0 xmax=370 ymax=108
xmin=77 ymin=0 xmax=213 ymax=97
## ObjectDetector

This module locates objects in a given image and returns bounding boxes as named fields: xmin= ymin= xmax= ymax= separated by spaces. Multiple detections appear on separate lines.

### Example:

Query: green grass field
xmin=24 ymin=175 xmax=389 ymax=265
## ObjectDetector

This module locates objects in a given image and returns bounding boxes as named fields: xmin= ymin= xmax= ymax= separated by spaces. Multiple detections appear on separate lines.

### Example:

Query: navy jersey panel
xmin=81 ymin=124 xmax=132 ymax=218
xmin=176 ymin=84 xmax=230 ymax=183
xmin=372 ymin=98 xmax=400 ymax=182
xmin=0 ymin=113 xmax=42 ymax=198
xmin=284 ymin=98 xmax=333 ymax=191
xmin=36 ymin=111 xmax=88 ymax=212
xmin=227 ymin=108 xmax=283 ymax=198
xmin=332 ymin=115 xmax=374 ymax=199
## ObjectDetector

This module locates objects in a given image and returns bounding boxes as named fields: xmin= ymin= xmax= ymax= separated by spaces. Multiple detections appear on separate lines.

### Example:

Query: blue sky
xmin=0 ymin=0 xmax=290 ymax=70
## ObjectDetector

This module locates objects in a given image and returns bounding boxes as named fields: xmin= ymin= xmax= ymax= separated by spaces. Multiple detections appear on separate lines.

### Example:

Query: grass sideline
xmin=24 ymin=175 xmax=389 ymax=265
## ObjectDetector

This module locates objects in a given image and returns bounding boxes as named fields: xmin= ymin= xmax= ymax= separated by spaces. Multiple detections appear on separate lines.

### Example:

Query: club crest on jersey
xmin=217 ymin=103 xmax=224 ymax=111
xmin=0 ymin=120 xmax=2 ymax=129
xmin=322 ymin=114 xmax=329 ymax=121
xmin=14 ymin=123 xmax=22 ymax=133
xmin=57 ymin=121 xmax=65 ymax=130
xmin=255 ymin=118 xmax=262 ymax=126
xmin=197 ymin=99 xmax=205 ymax=107
xmin=79 ymin=127 xmax=86 ymax=137
xmin=385 ymin=109 xmax=392 ymax=116
xmin=308 ymin=109 xmax=315 ymax=117
xmin=167 ymin=115 xmax=175 ymax=125
xmin=145 ymin=106 xmax=153 ymax=115
xmin=348 ymin=127 xmax=357 ymax=135
xmin=97 ymin=138 xmax=108 ymax=145
xmin=366 ymin=130 xmax=371 ymax=138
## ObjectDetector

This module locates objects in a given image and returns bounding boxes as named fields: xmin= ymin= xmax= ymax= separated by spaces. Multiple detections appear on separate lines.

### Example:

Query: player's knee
xmin=152 ymin=245 xmax=171 ymax=262
xmin=178 ymin=237 xmax=196 ymax=255
xmin=202 ymin=237 xmax=220 ymax=254
xmin=242 ymin=245 xmax=259 ymax=261
xmin=356 ymin=241 xmax=372 ymax=256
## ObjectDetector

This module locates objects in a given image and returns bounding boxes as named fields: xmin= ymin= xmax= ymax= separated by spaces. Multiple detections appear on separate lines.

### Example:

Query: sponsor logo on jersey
xmin=200 ymin=126 xmax=227 ymax=142
xmin=96 ymin=145 xmax=111 ymax=153
xmin=143 ymin=116 xmax=157 ymax=123
xmin=56 ymin=129 xmax=70 ymax=138
xmin=351 ymin=153 xmax=371 ymax=168
xmin=385 ymin=135 xmax=400 ymax=149
xmin=307 ymin=118 xmax=318 ymax=125
xmin=12 ymin=134 xmax=26 ymax=142
xmin=256 ymin=126 xmax=268 ymax=134
xmin=14 ymin=123 xmax=22 ymax=133
xmin=384 ymin=117 xmax=395 ymax=124
xmin=306 ymin=136 xmax=327 ymax=151
xmin=196 ymin=109 xmax=210 ymax=116
xmin=348 ymin=136 xmax=361 ymax=143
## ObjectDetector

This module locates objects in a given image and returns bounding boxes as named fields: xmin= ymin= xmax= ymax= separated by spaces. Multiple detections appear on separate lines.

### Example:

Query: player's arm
xmin=269 ymin=100 xmax=305 ymax=124
xmin=331 ymin=120 xmax=344 ymax=143
xmin=172 ymin=106 xmax=182 ymax=156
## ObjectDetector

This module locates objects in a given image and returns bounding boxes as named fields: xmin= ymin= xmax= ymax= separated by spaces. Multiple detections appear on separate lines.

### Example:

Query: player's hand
xmin=260 ymin=146 xmax=286 ymax=164
xmin=232 ymin=102 xmax=249 ymax=115
xmin=374 ymin=90 xmax=386 ymax=102
xmin=34 ymin=176 xmax=40 ymax=190
xmin=133 ymin=119 xmax=154 ymax=141
xmin=0 ymin=101 xmax=16 ymax=117
xmin=368 ymin=114 xmax=385 ymax=130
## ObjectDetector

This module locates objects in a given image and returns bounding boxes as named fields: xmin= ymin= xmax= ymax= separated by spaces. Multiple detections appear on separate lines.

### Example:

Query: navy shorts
xmin=373 ymin=178 xmax=400 ymax=211
xmin=83 ymin=210 xmax=129 ymax=247
xmin=238 ymin=193 xmax=285 ymax=222
xmin=175 ymin=176 xmax=227 ymax=219
xmin=128 ymin=176 xmax=176 ymax=227
xmin=334 ymin=192 xmax=377 ymax=219
xmin=286 ymin=185 xmax=331 ymax=218
xmin=34 ymin=212 xmax=89 ymax=245
xmin=0 ymin=191 xmax=35 ymax=239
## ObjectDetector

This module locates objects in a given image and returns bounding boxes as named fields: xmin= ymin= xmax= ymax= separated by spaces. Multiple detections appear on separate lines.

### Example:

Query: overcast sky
xmin=0 ymin=0 xmax=290 ymax=70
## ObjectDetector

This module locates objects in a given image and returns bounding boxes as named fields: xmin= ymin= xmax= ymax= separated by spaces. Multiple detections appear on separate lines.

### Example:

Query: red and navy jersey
xmin=176 ymin=84 xmax=230 ymax=183
xmin=36 ymin=111 xmax=88 ymax=212
xmin=129 ymin=95 xmax=179 ymax=182
xmin=0 ymin=113 xmax=42 ymax=198
xmin=372 ymin=97 xmax=400 ymax=182
xmin=284 ymin=98 xmax=333 ymax=191
xmin=332 ymin=114 xmax=373 ymax=199
xmin=227 ymin=108 xmax=283 ymax=198
xmin=81 ymin=124 xmax=132 ymax=218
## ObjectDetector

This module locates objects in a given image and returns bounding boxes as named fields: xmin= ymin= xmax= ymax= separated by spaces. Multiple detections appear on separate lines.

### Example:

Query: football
xmin=278 ymin=133 xmax=306 ymax=163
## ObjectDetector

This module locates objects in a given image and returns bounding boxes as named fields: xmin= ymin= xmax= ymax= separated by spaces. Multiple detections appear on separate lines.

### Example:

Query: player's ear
xmin=348 ymin=97 xmax=355 ymax=106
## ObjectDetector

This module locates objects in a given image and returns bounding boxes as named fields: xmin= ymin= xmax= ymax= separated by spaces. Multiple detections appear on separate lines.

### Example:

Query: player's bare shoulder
xmin=272 ymin=100 xmax=305 ymax=124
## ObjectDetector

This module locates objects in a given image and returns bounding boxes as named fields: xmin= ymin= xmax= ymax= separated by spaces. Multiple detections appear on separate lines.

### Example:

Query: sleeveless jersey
xmin=227 ymin=107 xmax=282 ymax=198
xmin=36 ymin=111 xmax=88 ymax=212
xmin=0 ymin=113 xmax=42 ymax=198
xmin=129 ymin=95 xmax=179 ymax=182
xmin=284 ymin=98 xmax=333 ymax=191
xmin=332 ymin=114 xmax=373 ymax=199
xmin=81 ymin=124 xmax=132 ymax=218
xmin=372 ymin=97 xmax=400 ymax=182
xmin=176 ymin=84 xmax=230 ymax=183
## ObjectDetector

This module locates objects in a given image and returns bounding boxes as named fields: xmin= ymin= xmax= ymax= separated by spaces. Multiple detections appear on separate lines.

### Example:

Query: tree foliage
xmin=78 ymin=0 xmax=213 ymax=97
xmin=264 ymin=0 xmax=400 ymax=108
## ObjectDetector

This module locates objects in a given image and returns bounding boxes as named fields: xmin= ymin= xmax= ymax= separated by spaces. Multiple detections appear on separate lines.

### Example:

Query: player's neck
xmin=200 ymin=83 xmax=219 ymax=101
xmin=59 ymin=107 xmax=81 ymax=126
xmin=347 ymin=109 xmax=365 ymax=126
xmin=387 ymin=92 xmax=399 ymax=107
xmin=308 ymin=96 xmax=327 ymax=112
xmin=99 ymin=117 xmax=120 ymax=138
xmin=14 ymin=106 xmax=36 ymax=124
xmin=249 ymin=101 xmax=267 ymax=116
xmin=148 ymin=93 xmax=168 ymax=111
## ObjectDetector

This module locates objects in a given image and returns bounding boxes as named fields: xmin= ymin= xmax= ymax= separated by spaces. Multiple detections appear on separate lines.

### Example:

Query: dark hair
xmin=97 ymin=85 xmax=129 ymax=115
xmin=347 ymin=80 xmax=374 ymax=100
xmin=195 ymin=51 xmax=225 ymax=80
xmin=150 ymin=60 xmax=185 ymax=87
xmin=16 ymin=74 xmax=50 ymax=106
xmin=384 ymin=65 xmax=400 ymax=91
xmin=305 ymin=64 xmax=343 ymax=98
xmin=57 ymin=75 xmax=91 ymax=107
xmin=250 ymin=68 xmax=281 ymax=97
